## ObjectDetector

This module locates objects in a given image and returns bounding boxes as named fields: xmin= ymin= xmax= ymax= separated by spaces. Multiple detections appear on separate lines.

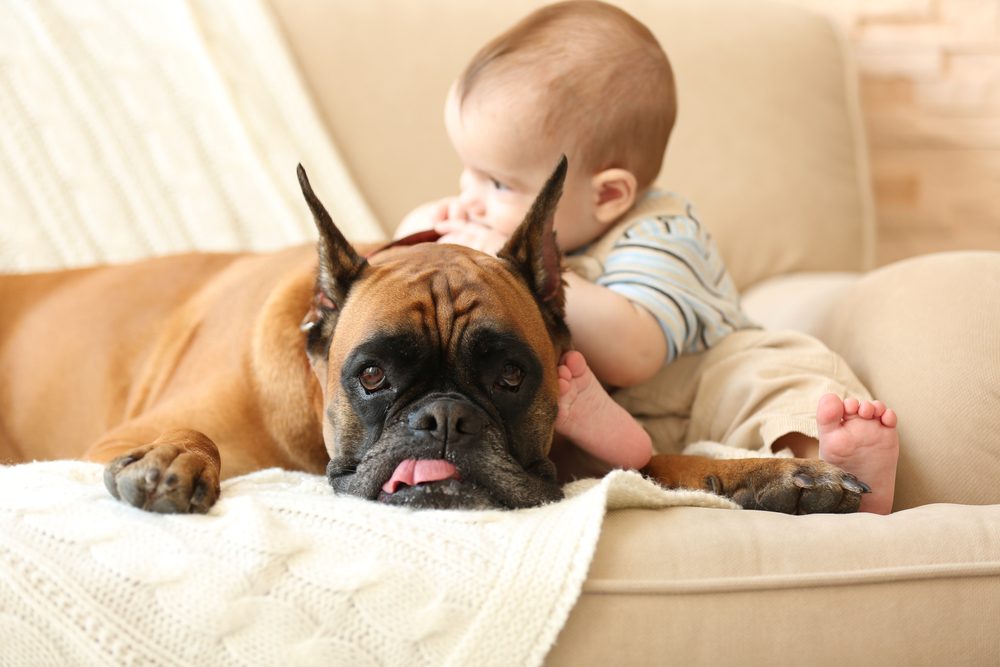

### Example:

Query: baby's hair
xmin=456 ymin=0 xmax=676 ymax=188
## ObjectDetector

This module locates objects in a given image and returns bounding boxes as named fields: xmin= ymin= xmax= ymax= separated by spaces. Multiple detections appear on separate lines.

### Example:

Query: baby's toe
xmin=881 ymin=408 xmax=898 ymax=428
xmin=816 ymin=393 xmax=844 ymax=428
xmin=560 ymin=350 xmax=588 ymax=378
xmin=843 ymin=397 xmax=860 ymax=416
xmin=858 ymin=400 xmax=876 ymax=419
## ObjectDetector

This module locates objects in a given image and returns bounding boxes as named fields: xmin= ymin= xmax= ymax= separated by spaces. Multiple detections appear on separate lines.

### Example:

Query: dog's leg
xmin=642 ymin=454 xmax=870 ymax=514
xmin=85 ymin=426 xmax=222 ymax=514
xmin=0 ymin=430 xmax=23 ymax=465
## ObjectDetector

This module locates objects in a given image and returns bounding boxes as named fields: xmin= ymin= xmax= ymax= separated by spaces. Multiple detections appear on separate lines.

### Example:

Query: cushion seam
xmin=582 ymin=561 xmax=1000 ymax=595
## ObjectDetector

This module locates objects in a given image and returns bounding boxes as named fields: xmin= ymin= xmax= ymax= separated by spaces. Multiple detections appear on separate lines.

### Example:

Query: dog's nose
xmin=408 ymin=398 xmax=484 ymax=442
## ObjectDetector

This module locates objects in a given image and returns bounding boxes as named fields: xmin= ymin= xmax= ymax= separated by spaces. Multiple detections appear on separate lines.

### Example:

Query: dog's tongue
xmin=382 ymin=459 xmax=460 ymax=493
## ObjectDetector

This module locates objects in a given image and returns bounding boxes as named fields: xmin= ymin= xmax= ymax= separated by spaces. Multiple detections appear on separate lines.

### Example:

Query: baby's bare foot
xmin=555 ymin=351 xmax=652 ymax=470
xmin=817 ymin=394 xmax=898 ymax=514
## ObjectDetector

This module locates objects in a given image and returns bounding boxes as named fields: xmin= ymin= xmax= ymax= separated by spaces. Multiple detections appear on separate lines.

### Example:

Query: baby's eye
xmin=490 ymin=178 xmax=510 ymax=192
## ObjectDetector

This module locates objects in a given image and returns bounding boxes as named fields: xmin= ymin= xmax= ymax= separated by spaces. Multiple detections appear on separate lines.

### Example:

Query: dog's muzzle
xmin=375 ymin=394 xmax=498 ymax=508
xmin=407 ymin=395 xmax=485 ymax=450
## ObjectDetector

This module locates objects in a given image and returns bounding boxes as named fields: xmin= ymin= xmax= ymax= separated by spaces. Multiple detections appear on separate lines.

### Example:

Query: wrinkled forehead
xmin=332 ymin=245 xmax=555 ymax=365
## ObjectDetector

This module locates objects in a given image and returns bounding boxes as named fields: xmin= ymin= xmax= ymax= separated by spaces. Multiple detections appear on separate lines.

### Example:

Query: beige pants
xmin=613 ymin=329 xmax=872 ymax=455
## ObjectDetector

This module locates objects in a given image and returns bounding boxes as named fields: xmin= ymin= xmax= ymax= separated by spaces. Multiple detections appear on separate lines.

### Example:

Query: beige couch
xmin=2 ymin=0 xmax=997 ymax=663
xmin=269 ymin=0 xmax=1000 ymax=663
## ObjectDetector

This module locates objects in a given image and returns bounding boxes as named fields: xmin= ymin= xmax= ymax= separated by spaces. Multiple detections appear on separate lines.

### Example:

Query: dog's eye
xmin=496 ymin=363 xmax=524 ymax=392
xmin=359 ymin=365 xmax=388 ymax=392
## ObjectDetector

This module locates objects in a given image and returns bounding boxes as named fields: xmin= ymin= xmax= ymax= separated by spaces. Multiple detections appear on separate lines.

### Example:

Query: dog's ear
xmin=296 ymin=164 xmax=368 ymax=351
xmin=499 ymin=156 xmax=569 ymax=338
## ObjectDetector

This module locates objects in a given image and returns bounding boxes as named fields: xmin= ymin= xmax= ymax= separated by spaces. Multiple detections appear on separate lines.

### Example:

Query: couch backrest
xmin=270 ymin=0 xmax=877 ymax=289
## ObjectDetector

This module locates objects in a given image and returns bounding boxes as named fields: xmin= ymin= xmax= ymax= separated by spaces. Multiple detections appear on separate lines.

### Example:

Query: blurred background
xmin=790 ymin=0 xmax=1000 ymax=265
xmin=3 ymin=0 xmax=998 ymax=270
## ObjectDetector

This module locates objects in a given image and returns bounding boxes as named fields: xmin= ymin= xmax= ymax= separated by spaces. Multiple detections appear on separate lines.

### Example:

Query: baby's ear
xmin=591 ymin=168 xmax=638 ymax=225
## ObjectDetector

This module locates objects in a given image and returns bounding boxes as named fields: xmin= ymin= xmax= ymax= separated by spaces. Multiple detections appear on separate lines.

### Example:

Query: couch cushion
xmin=269 ymin=0 xmax=876 ymax=288
xmin=548 ymin=503 xmax=1000 ymax=664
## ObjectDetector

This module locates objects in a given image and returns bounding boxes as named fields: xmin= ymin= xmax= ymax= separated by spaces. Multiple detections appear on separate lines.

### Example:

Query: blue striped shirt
xmin=593 ymin=193 xmax=756 ymax=363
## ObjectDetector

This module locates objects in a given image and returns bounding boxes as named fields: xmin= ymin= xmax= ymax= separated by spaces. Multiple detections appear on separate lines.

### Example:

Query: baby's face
xmin=444 ymin=87 xmax=600 ymax=252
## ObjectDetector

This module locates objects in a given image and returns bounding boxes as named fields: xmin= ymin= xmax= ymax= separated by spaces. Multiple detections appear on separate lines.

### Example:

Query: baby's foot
xmin=555 ymin=351 xmax=652 ymax=470
xmin=817 ymin=394 xmax=899 ymax=514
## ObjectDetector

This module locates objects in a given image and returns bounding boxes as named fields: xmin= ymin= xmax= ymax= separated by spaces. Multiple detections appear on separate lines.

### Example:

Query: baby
xmin=396 ymin=1 xmax=898 ymax=513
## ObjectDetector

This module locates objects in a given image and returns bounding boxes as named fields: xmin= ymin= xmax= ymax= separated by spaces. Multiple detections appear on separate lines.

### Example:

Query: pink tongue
xmin=382 ymin=459 xmax=460 ymax=493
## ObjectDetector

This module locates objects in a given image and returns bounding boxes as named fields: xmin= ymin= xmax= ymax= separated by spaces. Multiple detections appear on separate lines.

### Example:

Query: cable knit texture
xmin=0 ymin=462 xmax=737 ymax=666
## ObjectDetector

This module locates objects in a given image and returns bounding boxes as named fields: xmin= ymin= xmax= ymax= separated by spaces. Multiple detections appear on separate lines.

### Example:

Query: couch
xmin=272 ymin=1 xmax=1000 ymax=662
xmin=2 ymin=0 xmax=998 ymax=664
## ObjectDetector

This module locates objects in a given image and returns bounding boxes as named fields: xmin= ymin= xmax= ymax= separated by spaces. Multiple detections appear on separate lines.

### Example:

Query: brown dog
xmin=0 ymin=158 xmax=867 ymax=513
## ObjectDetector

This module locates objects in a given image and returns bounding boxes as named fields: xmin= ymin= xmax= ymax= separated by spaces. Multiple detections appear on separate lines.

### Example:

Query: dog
xmin=0 ymin=158 xmax=867 ymax=513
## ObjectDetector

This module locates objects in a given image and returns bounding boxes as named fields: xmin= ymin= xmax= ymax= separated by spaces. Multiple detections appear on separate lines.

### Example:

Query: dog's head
xmin=296 ymin=158 xmax=571 ymax=509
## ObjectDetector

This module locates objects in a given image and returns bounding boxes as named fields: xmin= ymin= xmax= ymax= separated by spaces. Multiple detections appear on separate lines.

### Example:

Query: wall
xmin=793 ymin=0 xmax=1000 ymax=264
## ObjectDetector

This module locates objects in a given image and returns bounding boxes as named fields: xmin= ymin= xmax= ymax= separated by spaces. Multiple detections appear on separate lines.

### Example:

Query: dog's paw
xmin=104 ymin=443 xmax=221 ymax=514
xmin=717 ymin=459 xmax=870 ymax=514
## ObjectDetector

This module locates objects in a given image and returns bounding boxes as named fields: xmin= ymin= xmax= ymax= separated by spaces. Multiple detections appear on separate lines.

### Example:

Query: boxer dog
xmin=0 ymin=158 xmax=867 ymax=513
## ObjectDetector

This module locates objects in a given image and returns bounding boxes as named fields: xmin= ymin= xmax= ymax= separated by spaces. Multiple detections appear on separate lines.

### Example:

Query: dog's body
xmin=0 ymin=247 xmax=327 ymax=476
xmin=0 ymin=161 xmax=868 ymax=513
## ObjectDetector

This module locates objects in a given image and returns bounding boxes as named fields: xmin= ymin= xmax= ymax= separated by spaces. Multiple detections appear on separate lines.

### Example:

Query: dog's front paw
xmin=104 ymin=439 xmax=221 ymax=514
xmin=718 ymin=459 xmax=870 ymax=514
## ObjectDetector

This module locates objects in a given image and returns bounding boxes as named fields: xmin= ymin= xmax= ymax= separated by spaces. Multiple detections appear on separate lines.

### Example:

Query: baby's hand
xmin=435 ymin=219 xmax=509 ymax=256
xmin=398 ymin=197 xmax=509 ymax=255
xmin=396 ymin=197 xmax=458 ymax=239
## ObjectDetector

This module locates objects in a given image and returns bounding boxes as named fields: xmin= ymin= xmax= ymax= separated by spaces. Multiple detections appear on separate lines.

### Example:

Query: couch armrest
xmin=742 ymin=272 xmax=862 ymax=337
xmin=740 ymin=252 xmax=1000 ymax=510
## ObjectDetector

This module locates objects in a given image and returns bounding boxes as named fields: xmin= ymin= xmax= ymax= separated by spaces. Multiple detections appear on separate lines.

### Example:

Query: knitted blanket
xmin=0 ymin=461 xmax=737 ymax=666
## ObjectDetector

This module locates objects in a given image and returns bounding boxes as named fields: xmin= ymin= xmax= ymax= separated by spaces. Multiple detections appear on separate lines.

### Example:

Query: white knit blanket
xmin=0 ymin=461 xmax=737 ymax=666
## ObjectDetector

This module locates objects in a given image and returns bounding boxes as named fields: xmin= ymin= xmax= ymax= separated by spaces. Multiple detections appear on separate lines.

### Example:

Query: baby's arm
xmin=562 ymin=272 xmax=667 ymax=387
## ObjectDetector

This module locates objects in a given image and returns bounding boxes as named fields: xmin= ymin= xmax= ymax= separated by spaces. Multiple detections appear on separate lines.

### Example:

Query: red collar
xmin=365 ymin=229 xmax=442 ymax=258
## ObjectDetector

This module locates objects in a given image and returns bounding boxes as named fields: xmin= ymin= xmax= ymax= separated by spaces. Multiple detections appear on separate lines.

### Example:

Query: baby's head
xmin=445 ymin=0 xmax=676 ymax=251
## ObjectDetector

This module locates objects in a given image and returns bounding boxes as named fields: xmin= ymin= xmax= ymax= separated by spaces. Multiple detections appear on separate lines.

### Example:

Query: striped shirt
xmin=592 ymin=192 xmax=757 ymax=363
